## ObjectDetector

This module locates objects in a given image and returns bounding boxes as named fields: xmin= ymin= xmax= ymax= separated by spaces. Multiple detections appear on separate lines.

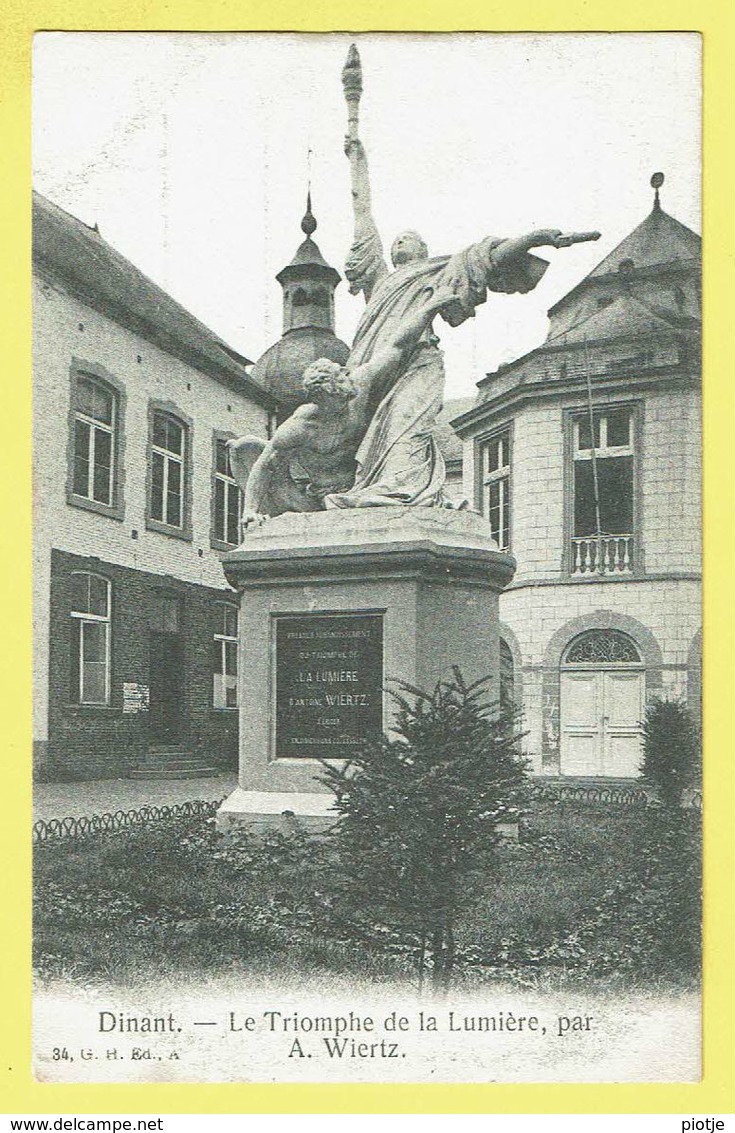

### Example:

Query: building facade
xmin=453 ymin=184 xmax=701 ymax=778
xmin=33 ymin=191 xmax=277 ymax=780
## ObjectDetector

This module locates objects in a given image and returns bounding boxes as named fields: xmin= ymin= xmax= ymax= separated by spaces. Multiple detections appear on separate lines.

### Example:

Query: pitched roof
xmin=547 ymin=290 xmax=700 ymax=346
xmin=548 ymin=204 xmax=701 ymax=318
xmin=32 ymin=190 xmax=274 ymax=408
xmin=588 ymin=205 xmax=701 ymax=278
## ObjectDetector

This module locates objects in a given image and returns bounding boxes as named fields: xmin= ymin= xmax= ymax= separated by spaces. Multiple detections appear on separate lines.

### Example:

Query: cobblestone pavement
xmin=33 ymin=774 xmax=237 ymax=823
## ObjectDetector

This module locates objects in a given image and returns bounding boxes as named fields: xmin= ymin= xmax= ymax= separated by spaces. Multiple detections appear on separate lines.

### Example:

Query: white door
xmin=602 ymin=670 xmax=644 ymax=777
xmin=560 ymin=668 xmax=644 ymax=777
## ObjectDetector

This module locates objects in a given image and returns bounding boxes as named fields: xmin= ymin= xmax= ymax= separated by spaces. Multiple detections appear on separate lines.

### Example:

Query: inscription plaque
xmin=274 ymin=612 xmax=384 ymax=760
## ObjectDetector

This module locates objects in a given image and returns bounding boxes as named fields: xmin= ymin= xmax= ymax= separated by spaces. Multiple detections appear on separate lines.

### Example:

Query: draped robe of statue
xmin=323 ymin=220 xmax=549 ymax=509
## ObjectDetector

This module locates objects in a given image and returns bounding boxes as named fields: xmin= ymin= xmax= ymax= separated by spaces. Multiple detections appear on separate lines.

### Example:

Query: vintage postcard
xmin=28 ymin=30 xmax=705 ymax=1087
xmin=0 ymin=15 xmax=727 ymax=1114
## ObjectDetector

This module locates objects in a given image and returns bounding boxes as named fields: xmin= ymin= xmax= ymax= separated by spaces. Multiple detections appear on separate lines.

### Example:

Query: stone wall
xmin=44 ymin=549 xmax=240 ymax=780
xmin=33 ymin=272 xmax=269 ymax=767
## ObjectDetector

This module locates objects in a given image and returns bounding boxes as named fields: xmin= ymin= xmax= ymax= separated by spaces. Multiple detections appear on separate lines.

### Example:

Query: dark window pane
xmin=73 ymin=420 xmax=91 ymax=496
xmin=574 ymin=462 xmax=597 ymax=536
xmin=77 ymin=377 xmax=113 ymax=424
xmin=166 ymin=419 xmax=183 ymax=455
xmin=166 ymin=459 xmax=182 ymax=526
xmin=226 ymin=483 xmax=241 ymax=545
xmin=488 ymin=480 xmax=501 ymax=542
xmin=71 ymin=573 xmax=89 ymax=614
xmin=92 ymin=427 xmax=113 ymax=504
xmin=598 ymin=456 xmax=633 ymax=533
xmin=83 ymin=660 xmax=107 ymax=704
xmin=214 ymin=478 xmax=225 ymax=541
xmin=487 ymin=477 xmax=509 ymax=549
xmin=223 ymin=605 xmax=238 ymax=638
xmin=151 ymin=451 xmax=164 ymax=520
xmin=213 ymin=639 xmax=223 ymax=674
xmin=95 ymin=385 xmax=113 ymax=425
xmin=486 ymin=435 xmax=507 ymax=474
xmin=224 ymin=640 xmax=237 ymax=677
xmin=575 ymin=456 xmax=633 ymax=535
xmin=577 ymin=414 xmax=601 ymax=450
xmin=607 ymin=409 xmax=631 ymax=448
xmin=499 ymin=638 xmax=514 ymax=708
xmin=76 ymin=376 xmax=96 ymax=416
xmin=152 ymin=413 xmax=168 ymax=449
xmin=69 ymin=619 xmax=81 ymax=700
xmin=166 ymin=492 xmax=181 ymax=527
xmin=215 ymin=439 xmax=230 ymax=475
xmin=83 ymin=620 xmax=106 ymax=663
xmin=225 ymin=683 xmax=237 ymax=708
xmin=88 ymin=575 xmax=109 ymax=617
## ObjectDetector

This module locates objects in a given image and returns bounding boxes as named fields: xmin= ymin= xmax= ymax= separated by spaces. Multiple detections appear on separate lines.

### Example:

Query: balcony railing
xmin=571 ymin=534 xmax=633 ymax=575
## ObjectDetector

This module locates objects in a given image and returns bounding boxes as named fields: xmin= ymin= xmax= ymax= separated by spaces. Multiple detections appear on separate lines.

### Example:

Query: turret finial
xmin=301 ymin=190 xmax=317 ymax=237
xmin=651 ymin=171 xmax=664 ymax=212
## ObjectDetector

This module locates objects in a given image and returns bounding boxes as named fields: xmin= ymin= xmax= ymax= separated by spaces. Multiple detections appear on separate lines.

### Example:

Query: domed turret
xmin=251 ymin=194 xmax=350 ymax=417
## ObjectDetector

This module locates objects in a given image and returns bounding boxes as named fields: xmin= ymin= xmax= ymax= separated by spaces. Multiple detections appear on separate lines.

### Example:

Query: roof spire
xmin=301 ymin=189 xmax=317 ymax=237
xmin=651 ymin=171 xmax=664 ymax=212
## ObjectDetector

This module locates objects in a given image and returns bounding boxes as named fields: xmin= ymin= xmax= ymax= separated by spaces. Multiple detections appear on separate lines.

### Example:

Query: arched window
xmin=499 ymin=638 xmax=515 ymax=708
xmin=563 ymin=629 xmax=641 ymax=667
xmin=213 ymin=602 xmax=238 ymax=709
xmin=72 ymin=373 xmax=118 ymax=507
xmin=213 ymin=437 xmax=242 ymax=547
xmin=70 ymin=571 xmax=111 ymax=704
xmin=292 ymin=287 xmax=309 ymax=307
xmin=312 ymin=287 xmax=329 ymax=308
xmin=150 ymin=410 xmax=188 ymax=530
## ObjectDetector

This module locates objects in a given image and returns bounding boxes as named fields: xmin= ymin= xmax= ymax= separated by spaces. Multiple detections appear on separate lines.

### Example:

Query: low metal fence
xmin=33 ymin=798 xmax=224 ymax=844
xmin=33 ymin=783 xmax=702 ymax=845
xmin=528 ymin=781 xmax=702 ymax=810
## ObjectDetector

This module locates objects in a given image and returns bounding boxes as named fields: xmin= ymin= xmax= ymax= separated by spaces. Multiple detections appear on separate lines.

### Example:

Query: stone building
xmin=452 ymin=181 xmax=701 ymax=778
xmin=32 ymin=190 xmax=277 ymax=780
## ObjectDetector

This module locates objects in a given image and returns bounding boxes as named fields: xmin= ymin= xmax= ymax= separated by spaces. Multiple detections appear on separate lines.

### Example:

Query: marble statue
xmin=331 ymin=46 xmax=600 ymax=508
xmin=229 ymin=44 xmax=599 ymax=526
xmin=229 ymin=284 xmax=459 ymax=529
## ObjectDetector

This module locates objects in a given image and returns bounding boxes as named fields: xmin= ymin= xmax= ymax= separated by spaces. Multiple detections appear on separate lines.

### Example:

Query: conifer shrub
xmin=640 ymin=698 xmax=700 ymax=808
xmin=319 ymin=668 xmax=529 ymax=991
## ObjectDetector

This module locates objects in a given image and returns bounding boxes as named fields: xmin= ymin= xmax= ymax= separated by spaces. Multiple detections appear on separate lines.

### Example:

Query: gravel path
xmin=33 ymin=774 xmax=237 ymax=822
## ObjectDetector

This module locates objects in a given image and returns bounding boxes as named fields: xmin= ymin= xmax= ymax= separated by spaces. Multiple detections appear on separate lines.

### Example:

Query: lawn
xmin=33 ymin=799 xmax=701 ymax=992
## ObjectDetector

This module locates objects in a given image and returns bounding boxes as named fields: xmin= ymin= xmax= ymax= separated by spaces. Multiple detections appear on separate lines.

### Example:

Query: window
xmin=149 ymin=411 xmax=187 ymax=531
xmin=71 ymin=374 xmax=117 ymax=507
xmin=480 ymin=430 xmax=511 ymax=551
xmin=70 ymin=572 xmax=111 ymax=705
xmin=213 ymin=602 xmax=238 ymax=708
xmin=571 ymin=406 xmax=635 ymax=574
xmin=499 ymin=638 xmax=515 ymax=709
xmin=564 ymin=629 xmax=641 ymax=666
xmin=213 ymin=439 xmax=242 ymax=547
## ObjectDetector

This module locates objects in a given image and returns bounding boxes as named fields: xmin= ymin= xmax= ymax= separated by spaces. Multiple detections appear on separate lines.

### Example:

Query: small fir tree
xmin=320 ymin=668 xmax=529 ymax=992
xmin=640 ymin=698 xmax=700 ymax=808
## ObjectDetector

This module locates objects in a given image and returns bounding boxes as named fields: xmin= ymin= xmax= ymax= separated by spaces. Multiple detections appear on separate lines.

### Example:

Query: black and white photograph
xmin=31 ymin=32 xmax=702 ymax=1084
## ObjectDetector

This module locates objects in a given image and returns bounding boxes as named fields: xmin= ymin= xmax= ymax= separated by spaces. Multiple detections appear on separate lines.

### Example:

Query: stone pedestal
xmin=216 ymin=507 xmax=515 ymax=832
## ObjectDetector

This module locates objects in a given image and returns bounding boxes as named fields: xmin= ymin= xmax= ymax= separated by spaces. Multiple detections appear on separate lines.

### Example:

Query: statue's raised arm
xmin=342 ymin=46 xmax=388 ymax=301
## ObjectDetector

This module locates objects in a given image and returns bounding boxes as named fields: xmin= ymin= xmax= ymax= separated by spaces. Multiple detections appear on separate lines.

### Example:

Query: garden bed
xmin=33 ymin=798 xmax=701 ymax=992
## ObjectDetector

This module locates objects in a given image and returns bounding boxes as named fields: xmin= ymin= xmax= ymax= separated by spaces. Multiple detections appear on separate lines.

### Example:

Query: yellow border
xmin=1 ymin=2 xmax=732 ymax=1116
